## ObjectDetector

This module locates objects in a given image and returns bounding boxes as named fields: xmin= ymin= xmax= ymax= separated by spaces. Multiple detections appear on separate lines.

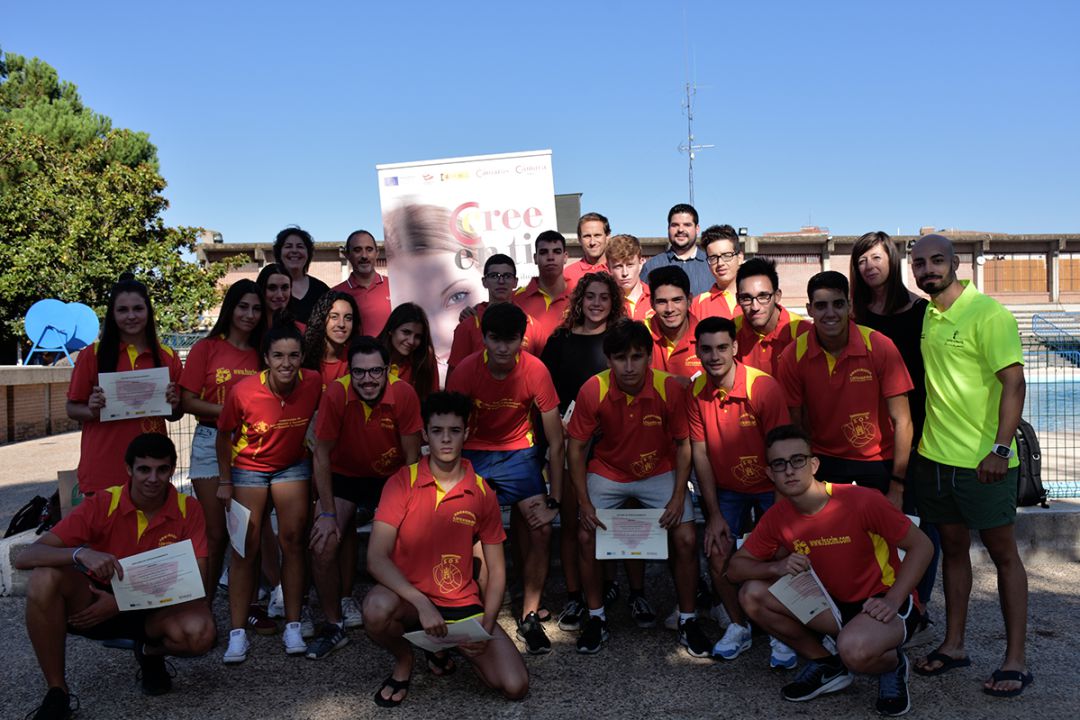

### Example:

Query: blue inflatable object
xmin=24 ymin=299 xmax=100 ymax=365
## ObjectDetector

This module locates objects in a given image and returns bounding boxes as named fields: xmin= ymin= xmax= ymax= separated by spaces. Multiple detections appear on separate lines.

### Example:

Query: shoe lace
xmin=793 ymin=659 xmax=823 ymax=685
xmin=721 ymin=623 xmax=745 ymax=644
xmin=630 ymin=596 xmax=653 ymax=617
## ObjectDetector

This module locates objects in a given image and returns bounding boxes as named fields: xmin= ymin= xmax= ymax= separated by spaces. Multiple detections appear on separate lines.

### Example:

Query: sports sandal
xmin=373 ymin=677 xmax=410 ymax=708
xmin=424 ymin=649 xmax=457 ymax=676
xmin=983 ymin=669 xmax=1033 ymax=698
xmin=913 ymin=650 xmax=971 ymax=676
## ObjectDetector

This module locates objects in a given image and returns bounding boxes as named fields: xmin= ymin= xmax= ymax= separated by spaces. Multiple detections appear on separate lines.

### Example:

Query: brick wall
xmin=0 ymin=367 xmax=78 ymax=445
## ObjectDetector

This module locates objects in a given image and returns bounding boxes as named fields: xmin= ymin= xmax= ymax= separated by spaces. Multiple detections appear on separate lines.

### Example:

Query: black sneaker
xmin=678 ymin=617 xmax=711 ymax=658
xmin=576 ymin=615 xmax=609 ymax=654
xmin=305 ymin=622 xmax=349 ymax=660
xmin=558 ymin=598 xmax=586 ymax=632
xmin=516 ymin=611 xmax=552 ymax=655
xmin=876 ymin=652 xmax=911 ymax=716
xmin=603 ymin=581 xmax=620 ymax=610
xmin=629 ymin=595 xmax=657 ymax=628
xmin=27 ymin=688 xmax=75 ymax=720
xmin=782 ymin=657 xmax=853 ymax=702
xmin=134 ymin=641 xmax=174 ymax=696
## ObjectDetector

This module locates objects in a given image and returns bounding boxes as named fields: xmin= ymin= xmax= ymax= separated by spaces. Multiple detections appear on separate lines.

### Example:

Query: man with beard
xmin=642 ymin=204 xmax=714 ymax=296
xmin=333 ymin=230 xmax=392 ymax=337
xmin=308 ymin=336 xmax=423 ymax=658
xmin=908 ymin=234 xmax=1030 ymax=699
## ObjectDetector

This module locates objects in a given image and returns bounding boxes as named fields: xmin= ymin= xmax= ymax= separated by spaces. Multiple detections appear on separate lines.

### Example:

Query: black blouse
xmin=859 ymin=298 xmax=929 ymax=443
xmin=540 ymin=328 xmax=609 ymax=414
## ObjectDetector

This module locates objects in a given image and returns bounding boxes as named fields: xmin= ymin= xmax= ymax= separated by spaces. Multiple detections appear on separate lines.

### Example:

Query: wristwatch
xmin=991 ymin=443 xmax=1015 ymax=459
xmin=545 ymin=497 xmax=561 ymax=510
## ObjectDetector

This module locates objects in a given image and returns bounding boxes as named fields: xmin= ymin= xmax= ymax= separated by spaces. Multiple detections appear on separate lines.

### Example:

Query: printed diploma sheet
xmin=768 ymin=568 xmax=842 ymax=627
xmin=595 ymin=508 xmax=668 ymax=560
xmin=98 ymin=366 xmax=172 ymax=422
xmin=110 ymin=539 xmax=205 ymax=611
xmin=404 ymin=618 xmax=492 ymax=652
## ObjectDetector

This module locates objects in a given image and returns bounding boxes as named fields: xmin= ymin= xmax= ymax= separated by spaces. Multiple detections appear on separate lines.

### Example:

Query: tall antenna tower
xmin=678 ymin=82 xmax=713 ymax=206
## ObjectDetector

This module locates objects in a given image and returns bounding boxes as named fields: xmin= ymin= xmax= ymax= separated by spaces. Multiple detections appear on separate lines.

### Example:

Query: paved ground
xmin=2 ymin=432 xmax=1076 ymax=718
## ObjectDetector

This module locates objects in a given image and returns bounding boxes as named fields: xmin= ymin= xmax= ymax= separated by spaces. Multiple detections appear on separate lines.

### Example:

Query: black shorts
xmin=833 ymin=593 xmax=920 ymax=643
xmin=816 ymin=455 xmax=893 ymax=495
xmin=331 ymin=474 xmax=388 ymax=516
xmin=66 ymin=581 xmax=151 ymax=641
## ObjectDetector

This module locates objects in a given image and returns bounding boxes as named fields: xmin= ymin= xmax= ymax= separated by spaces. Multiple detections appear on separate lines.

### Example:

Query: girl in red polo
xmin=377 ymin=302 xmax=440 ymax=400
xmin=302 ymin=291 xmax=361 ymax=387
xmin=66 ymin=274 xmax=183 ymax=495
xmin=217 ymin=323 xmax=321 ymax=662
xmin=179 ymin=279 xmax=264 ymax=601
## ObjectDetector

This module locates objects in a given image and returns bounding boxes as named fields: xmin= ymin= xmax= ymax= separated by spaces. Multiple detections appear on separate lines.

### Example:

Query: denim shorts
xmin=188 ymin=424 xmax=220 ymax=480
xmin=231 ymin=458 xmax=312 ymax=487
xmin=716 ymin=489 xmax=775 ymax=537
xmin=462 ymin=447 xmax=544 ymax=505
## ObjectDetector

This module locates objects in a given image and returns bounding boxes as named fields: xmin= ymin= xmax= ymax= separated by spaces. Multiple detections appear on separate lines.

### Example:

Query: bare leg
xmin=578 ymin=523 xmax=603 ymax=610
xmin=270 ymin=479 xmax=311 ymax=623
xmin=741 ymin=580 xmax=838 ymax=658
xmin=142 ymin=600 xmax=216 ymax=656
xmin=25 ymin=567 xmax=95 ymax=691
xmin=560 ymin=489 xmax=581 ymax=594
xmin=916 ymin=521 xmax=971 ymax=671
xmin=670 ymin=522 xmax=698 ymax=614
xmin=229 ymin=486 xmax=270 ymax=630
xmin=836 ymin=612 xmax=905 ymax=674
xmin=513 ymin=503 xmax=552 ymax=618
xmin=467 ymin=624 xmax=530 ymax=700
xmin=311 ymin=496 xmax=355 ymax=624
xmin=260 ymin=504 xmax=280 ymax=589
xmin=707 ymin=546 xmax=747 ymax=626
xmin=363 ymin=585 xmax=418 ymax=704
xmin=192 ymin=477 xmax=228 ymax=601
xmin=979 ymin=523 xmax=1029 ymax=692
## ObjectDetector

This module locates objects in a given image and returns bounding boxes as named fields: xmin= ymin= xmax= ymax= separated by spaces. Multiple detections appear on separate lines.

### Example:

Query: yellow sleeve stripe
xmin=691 ymin=373 xmax=709 ymax=398
xmin=651 ymin=369 xmax=669 ymax=401
xmin=177 ymin=492 xmax=189 ymax=518
xmin=105 ymin=486 xmax=123 ymax=517
xmin=857 ymin=324 xmax=875 ymax=351
xmin=794 ymin=332 xmax=810 ymax=362
xmin=744 ymin=366 xmax=769 ymax=402
xmin=596 ymin=370 xmax=612 ymax=404
xmin=408 ymin=463 xmax=420 ymax=487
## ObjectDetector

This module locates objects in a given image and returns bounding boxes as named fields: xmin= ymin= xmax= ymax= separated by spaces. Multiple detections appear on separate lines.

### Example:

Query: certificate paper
xmin=111 ymin=539 xmax=205 ymax=611
xmin=595 ymin=508 xmax=668 ymax=560
xmin=768 ymin=568 xmax=842 ymax=627
xmin=403 ymin=617 xmax=492 ymax=652
xmin=98 ymin=366 xmax=171 ymax=422
xmin=226 ymin=500 xmax=251 ymax=558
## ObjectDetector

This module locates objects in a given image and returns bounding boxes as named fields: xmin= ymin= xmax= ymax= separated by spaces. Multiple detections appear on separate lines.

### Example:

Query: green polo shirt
xmin=918 ymin=281 xmax=1022 ymax=469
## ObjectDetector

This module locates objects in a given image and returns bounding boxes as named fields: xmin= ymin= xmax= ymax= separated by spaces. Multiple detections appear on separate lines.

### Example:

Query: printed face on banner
xmin=377 ymin=152 xmax=557 ymax=367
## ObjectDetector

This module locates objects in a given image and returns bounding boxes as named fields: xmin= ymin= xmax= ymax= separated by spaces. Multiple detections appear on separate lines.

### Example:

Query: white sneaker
xmin=340 ymin=597 xmax=364 ymax=629
xmin=223 ymin=628 xmax=249 ymax=664
xmin=769 ymin=636 xmax=798 ymax=669
xmin=664 ymin=608 xmax=680 ymax=631
xmin=822 ymin=634 xmax=838 ymax=655
xmin=282 ymin=621 xmax=307 ymax=655
xmin=267 ymin=585 xmax=285 ymax=619
xmin=300 ymin=606 xmax=316 ymax=639
xmin=712 ymin=622 xmax=752 ymax=660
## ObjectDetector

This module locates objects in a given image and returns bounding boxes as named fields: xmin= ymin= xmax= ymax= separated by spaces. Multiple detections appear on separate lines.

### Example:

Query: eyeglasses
xmin=767 ymin=454 xmax=811 ymax=472
xmin=707 ymin=252 xmax=740 ymax=265
xmin=350 ymin=366 xmax=387 ymax=379
xmin=736 ymin=292 xmax=775 ymax=306
xmin=484 ymin=272 xmax=517 ymax=283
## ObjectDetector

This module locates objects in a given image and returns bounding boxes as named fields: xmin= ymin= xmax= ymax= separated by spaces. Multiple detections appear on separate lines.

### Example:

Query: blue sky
xmin=5 ymin=1 xmax=1078 ymax=243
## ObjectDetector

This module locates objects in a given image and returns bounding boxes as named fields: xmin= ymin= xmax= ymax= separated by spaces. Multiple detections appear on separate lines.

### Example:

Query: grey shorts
xmin=586 ymin=470 xmax=694 ymax=524
xmin=189 ymin=424 xmax=220 ymax=480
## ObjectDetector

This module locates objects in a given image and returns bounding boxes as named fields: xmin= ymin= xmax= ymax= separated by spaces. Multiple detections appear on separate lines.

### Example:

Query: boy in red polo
xmin=513 ymin=230 xmax=572 ymax=353
xmin=568 ymin=319 xmax=711 ymax=658
xmin=446 ymin=302 xmax=564 ymax=655
xmin=607 ymin=234 xmax=652 ymax=321
xmin=447 ymin=254 xmax=544 ymax=376
xmin=332 ymin=230 xmax=392 ymax=336
xmin=733 ymin=257 xmax=808 ymax=376
xmin=687 ymin=316 xmax=793 ymax=667
xmin=728 ymin=425 xmax=932 ymax=716
xmin=363 ymin=391 xmax=528 ymax=707
xmin=307 ymin=336 xmax=423 ymax=658
xmin=18 ymin=434 xmax=215 ymax=719
xmin=775 ymin=272 xmax=914 ymax=502
xmin=645 ymin=265 xmax=701 ymax=382
xmin=690 ymin=225 xmax=742 ymax=320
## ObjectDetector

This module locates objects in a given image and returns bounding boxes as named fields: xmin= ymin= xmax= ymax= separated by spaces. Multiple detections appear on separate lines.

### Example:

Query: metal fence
xmin=1025 ymin=314 xmax=1080 ymax=499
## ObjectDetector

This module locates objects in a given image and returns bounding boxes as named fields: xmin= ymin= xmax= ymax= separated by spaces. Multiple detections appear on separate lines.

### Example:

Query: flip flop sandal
xmin=983 ymin=669 xmax=1034 ymax=698
xmin=373 ymin=676 xmax=410 ymax=707
xmin=913 ymin=650 xmax=971 ymax=676
xmin=424 ymin=649 xmax=457 ymax=676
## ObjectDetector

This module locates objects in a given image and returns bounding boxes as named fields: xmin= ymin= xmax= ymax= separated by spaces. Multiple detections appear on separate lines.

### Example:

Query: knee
xmin=171 ymin=612 xmax=217 ymax=655
xmin=835 ymin=632 xmax=876 ymax=672
xmin=27 ymin=567 xmax=63 ymax=602
xmin=204 ymin=524 xmax=227 ymax=548
xmin=362 ymin=591 xmax=397 ymax=628
xmin=739 ymin=581 xmax=769 ymax=619
xmin=530 ymin=523 xmax=551 ymax=543
xmin=277 ymin=527 xmax=304 ymax=550
xmin=576 ymin=526 xmax=594 ymax=548
xmin=672 ymin=526 xmax=696 ymax=557
xmin=500 ymin=671 xmax=529 ymax=701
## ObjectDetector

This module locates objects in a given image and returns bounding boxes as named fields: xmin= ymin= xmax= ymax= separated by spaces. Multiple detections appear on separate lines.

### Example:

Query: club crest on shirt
xmin=372 ymin=448 xmax=401 ymax=475
xmin=142 ymin=418 xmax=166 ymax=433
xmin=250 ymin=420 xmax=271 ymax=435
xmin=642 ymin=414 xmax=662 ymax=427
xmin=793 ymin=539 xmax=811 ymax=555
xmin=379 ymin=417 xmax=396 ymax=430
xmin=848 ymin=368 xmax=873 ymax=383
xmin=452 ymin=510 xmax=477 ymax=527
xmin=732 ymin=456 xmax=766 ymax=486
xmin=433 ymin=554 xmax=465 ymax=594
xmin=216 ymin=368 xmax=233 ymax=385
xmin=157 ymin=533 xmax=178 ymax=547
xmin=631 ymin=451 xmax=659 ymax=477
xmin=738 ymin=412 xmax=758 ymax=428
xmin=842 ymin=412 xmax=876 ymax=448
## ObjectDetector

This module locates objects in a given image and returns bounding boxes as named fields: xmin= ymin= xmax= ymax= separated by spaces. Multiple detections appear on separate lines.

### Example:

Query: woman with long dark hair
xmin=303 ymin=291 xmax=361 ymax=387
xmin=216 ymin=323 xmax=321 ymax=662
xmin=377 ymin=302 xmax=439 ymax=400
xmin=849 ymin=231 xmax=938 ymax=630
xmin=66 ymin=274 xmax=183 ymax=494
xmin=179 ymin=279 xmax=264 ymax=601
xmin=273 ymin=226 xmax=329 ymax=325
xmin=256 ymin=263 xmax=305 ymax=333
xmin=540 ymin=271 xmax=635 ymax=631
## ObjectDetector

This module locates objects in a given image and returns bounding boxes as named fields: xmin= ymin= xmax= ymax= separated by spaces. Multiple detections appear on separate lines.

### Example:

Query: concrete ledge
xmin=0 ymin=366 xmax=74 ymax=385
xmin=0 ymin=529 xmax=37 ymax=597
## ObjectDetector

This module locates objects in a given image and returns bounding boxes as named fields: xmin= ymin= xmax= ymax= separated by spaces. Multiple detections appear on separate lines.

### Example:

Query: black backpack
xmin=4 ymin=494 xmax=50 ymax=538
xmin=1015 ymin=419 xmax=1048 ymax=508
